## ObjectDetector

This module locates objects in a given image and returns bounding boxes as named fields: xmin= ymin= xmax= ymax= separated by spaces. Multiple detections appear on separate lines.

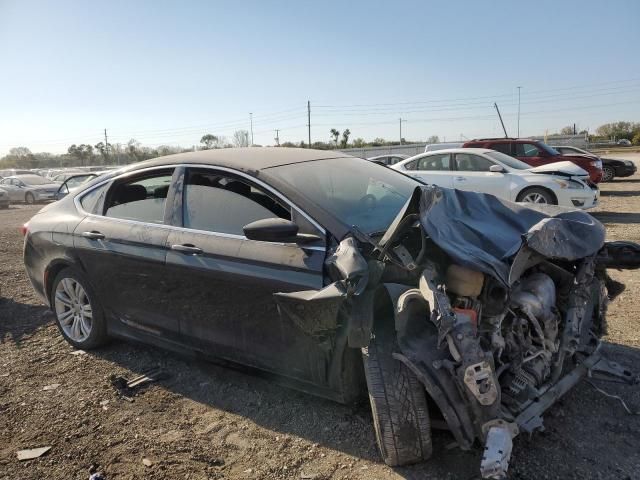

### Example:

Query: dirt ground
xmin=1 ymin=168 xmax=639 ymax=480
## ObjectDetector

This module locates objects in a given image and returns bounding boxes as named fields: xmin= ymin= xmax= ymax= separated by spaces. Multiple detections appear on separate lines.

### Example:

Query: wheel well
xmin=516 ymin=185 xmax=558 ymax=204
xmin=44 ymin=261 xmax=73 ymax=305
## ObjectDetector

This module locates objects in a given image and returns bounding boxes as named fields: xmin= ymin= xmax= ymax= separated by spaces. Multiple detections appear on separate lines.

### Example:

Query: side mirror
xmin=489 ymin=165 xmax=505 ymax=173
xmin=243 ymin=218 xmax=299 ymax=243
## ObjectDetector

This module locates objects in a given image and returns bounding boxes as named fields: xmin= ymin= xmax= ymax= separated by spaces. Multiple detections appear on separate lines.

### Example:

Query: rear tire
xmin=362 ymin=327 xmax=432 ymax=466
xmin=516 ymin=187 xmax=556 ymax=205
xmin=602 ymin=166 xmax=615 ymax=182
xmin=25 ymin=192 xmax=35 ymax=204
xmin=50 ymin=267 xmax=108 ymax=349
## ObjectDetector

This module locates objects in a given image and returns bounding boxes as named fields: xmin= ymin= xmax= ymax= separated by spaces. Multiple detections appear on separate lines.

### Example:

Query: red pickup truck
xmin=462 ymin=138 xmax=603 ymax=183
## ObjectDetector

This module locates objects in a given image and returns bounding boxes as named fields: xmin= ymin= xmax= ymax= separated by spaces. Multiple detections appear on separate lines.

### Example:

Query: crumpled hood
xmin=379 ymin=185 xmax=606 ymax=286
xmin=527 ymin=161 xmax=589 ymax=177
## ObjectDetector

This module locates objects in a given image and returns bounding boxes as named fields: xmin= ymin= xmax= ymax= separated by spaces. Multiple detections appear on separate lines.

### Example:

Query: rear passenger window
xmin=492 ymin=143 xmax=512 ymax=155
xmin=417 ymin=154 xmax=451 ymax=171
xmin=183 ymin=169 xmax=290 ymax=235
xmin=80 ymin=183 xmax=109 ymax=213
xmin=104 ymin=170 xmax=174 ymax=223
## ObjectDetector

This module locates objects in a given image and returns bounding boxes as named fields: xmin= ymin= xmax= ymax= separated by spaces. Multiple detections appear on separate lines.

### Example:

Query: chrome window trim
xmin=73 ymin=163 xmax=327 ymax=252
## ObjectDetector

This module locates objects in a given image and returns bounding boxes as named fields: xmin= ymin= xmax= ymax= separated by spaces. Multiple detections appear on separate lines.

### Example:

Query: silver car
xmin=0 ymin=175 xmax=61 ymax=204
xmin=0 ymin=187 xmax=9 ymax=208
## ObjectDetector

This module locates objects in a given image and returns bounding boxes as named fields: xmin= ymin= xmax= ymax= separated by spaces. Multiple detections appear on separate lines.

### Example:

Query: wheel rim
xmin=54 ymin=278 xmax=92 ymax=342
xmin=522 ymin=192 xmax=548 ymax=204
xmin=603 ymin=167 xmax=614 ymax=182
xmin=26 ymin=193 xmax=34 ymax=204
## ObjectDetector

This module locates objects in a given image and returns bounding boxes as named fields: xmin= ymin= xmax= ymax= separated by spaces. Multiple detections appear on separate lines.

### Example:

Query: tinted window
xmin=515 ymin=143 xmax=541 ymax=157
xmin=455 ymin=154 xmax=494 ymax=172
xmin=491 ymin=143 xmax=512 ymax=155
xmin=417 ymin=154 xmax=451 ymax=171
xmin=104 ymin=171 xmax=173 ymax=223
xmin=268 ymin=157 xmax=417 ymax=235
xmin=183 ymin=169 xmax=290 ymax=235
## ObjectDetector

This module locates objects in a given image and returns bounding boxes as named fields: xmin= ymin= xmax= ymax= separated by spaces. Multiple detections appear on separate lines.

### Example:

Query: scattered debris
xmin=142 ymin=458 xmax=153 ymax=467
xmin=17 ymin=446 xmax=52 ymax=461
xmin=42 ymin=383 xmax=61 ymax=391
xmin=71 ymin=350 xmax=87 ymax=356
xmin=0 ymin=372 xmax=9 ymax=377
xmin=243 ymin=468 xmax=253 ymax=473
xmin=110 ymin=367 xmax=167 ymax=399
xmin=89 ymin=473 xmax=106 ymax=480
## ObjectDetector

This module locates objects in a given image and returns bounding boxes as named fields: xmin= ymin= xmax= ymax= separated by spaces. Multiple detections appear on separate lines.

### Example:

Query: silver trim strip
xmin=73 ymin=163 xmax=326 ymax=252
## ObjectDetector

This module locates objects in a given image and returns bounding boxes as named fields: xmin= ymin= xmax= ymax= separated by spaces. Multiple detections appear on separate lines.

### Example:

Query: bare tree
xmin=233 ymin=130 xmax=250 ymax=147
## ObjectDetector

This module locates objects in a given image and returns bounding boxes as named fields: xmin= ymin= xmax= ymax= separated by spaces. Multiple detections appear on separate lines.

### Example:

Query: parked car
xmin=22 ymin=148 xmax=639 ymax=478
xmin=0 ymin=188 xmax=10 ymax=208
xmin=367 ymin=154 xmax=409 ymax=166
xmin=462 ymin=138 xmax=603 ymax=183
xmin=0 ymin=168 xmax=34 ymax=177
xmin=617 ymin=139 xmax=632 ymax=146
xmin=552 ymin=145 xmax=637 ymax=182
xmin=392 ymin=148 xmax=598 ymax=208
xmin=51 ymin=171 xmax=88 ymax=183
xmin=55 ymin=172 xmax=107 ymax=200
xmin=424 ymin=142 xmax=463 ymax=152
xmin=0 ymin=175 xmax=62 ymax=204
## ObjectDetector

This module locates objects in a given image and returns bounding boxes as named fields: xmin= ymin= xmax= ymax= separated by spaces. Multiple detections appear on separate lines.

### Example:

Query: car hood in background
xmin=527 ymin=161 xmax=589 ymax=177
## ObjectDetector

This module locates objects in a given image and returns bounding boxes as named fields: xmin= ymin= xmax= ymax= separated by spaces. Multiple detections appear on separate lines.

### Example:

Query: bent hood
xmin=527 ymin=161 xmax=589 ymax=177
xmin=381 ymin=185 xmax=606 ymax=286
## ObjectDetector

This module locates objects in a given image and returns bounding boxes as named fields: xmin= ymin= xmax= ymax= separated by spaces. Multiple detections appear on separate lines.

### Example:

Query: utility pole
xmin=517 ymin=86 xmax=522 ymax=138
xmin=103 ymin=128 xmax=109 ymax=165
xmin=494 ymin=103 xmax=509 ymax=138
xmin=274 ymin=129 xmax=280 ymax=146
xmin=249 ymin=113 xmax=254 ymax=146
xmin=399 ymin=118 xmax=407 ymax=144
xmin=307 ymin=100 xmax=311 ymax=148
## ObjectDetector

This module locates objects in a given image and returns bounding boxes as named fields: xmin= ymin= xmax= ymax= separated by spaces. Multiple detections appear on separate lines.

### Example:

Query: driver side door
xmin=452 ymin=153 xmax=511 ymax=198
xmin=163 ymin=167 xmax=331 ymax=386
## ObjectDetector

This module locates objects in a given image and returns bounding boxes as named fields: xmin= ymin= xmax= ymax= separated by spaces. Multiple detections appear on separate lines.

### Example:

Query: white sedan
xmin=392 ymin=148 xmax=599 ymax=209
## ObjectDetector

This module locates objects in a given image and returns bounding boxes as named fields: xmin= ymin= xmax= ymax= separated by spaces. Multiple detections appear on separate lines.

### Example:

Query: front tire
xmin=50 ymin=267 xmax=108 ymax=349
xmin=25 ymin=192 xmax=35 ymax=204
xmin=602 ymin=166 xmax=615 ymax=182
xmin=516 ymin=187 xmax=556 ymax=205
xmin=362 ymin=328 xmax=432 ymax=466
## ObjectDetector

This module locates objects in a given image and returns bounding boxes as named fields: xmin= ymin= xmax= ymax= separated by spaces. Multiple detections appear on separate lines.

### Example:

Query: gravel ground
xmin=1 ymin=173 xmax=639 ymax=480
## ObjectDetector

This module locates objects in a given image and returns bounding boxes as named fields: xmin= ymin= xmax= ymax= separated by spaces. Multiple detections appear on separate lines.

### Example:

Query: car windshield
xmin=18 ymin=175 xmax=50 ymax=185
xmin=537 ymin=142 xmax=560 ymax=156
xmin=484 ymin=151 xmax=532 ymax=170
xmin=268 ymin=157 xmax=417 ymax=234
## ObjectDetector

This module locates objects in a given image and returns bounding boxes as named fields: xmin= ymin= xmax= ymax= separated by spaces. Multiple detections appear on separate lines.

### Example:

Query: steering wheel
xmin=358 ymin=193 xmax=377 ymax=210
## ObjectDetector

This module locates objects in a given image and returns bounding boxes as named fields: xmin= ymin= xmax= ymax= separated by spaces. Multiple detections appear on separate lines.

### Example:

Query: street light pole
xmin=517 ymin=86 xmax=522 ymax=138
xmin=249 ymin=113 xmax=254 ymax=146
xmin=399 ymin=118 xmax=407 ymax=144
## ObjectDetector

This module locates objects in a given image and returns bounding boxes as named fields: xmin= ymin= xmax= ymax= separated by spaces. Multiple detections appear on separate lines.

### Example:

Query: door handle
xmin=170 ymin=244 xmax=203 ymax=255
xmin=455 ymin=176 xmax=467 ymax=181
xmin=81 ymin=231 xmax=105 ymax=240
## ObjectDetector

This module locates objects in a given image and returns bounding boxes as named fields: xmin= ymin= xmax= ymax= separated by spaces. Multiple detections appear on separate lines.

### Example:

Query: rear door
xmin=162 ymin=167 xmax=332 ymax=385
xmin=452 ymin=153 xmax=511 ymax=198
xmin=73 ymin=167 xmax=179 ymax=335
xmin=404 ymin=153 xmax=454 ymax=187
xmin=0 ymin=179 xmax=20 ymax=201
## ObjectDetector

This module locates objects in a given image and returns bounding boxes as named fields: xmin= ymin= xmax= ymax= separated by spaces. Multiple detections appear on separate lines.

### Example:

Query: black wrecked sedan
xmin=23 ymin=148 xmax=640 ymax=478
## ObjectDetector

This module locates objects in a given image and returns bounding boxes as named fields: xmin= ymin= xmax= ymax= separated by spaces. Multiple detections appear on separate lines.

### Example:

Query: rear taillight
xmin=20 ymin=223 xmax=29 ymax=236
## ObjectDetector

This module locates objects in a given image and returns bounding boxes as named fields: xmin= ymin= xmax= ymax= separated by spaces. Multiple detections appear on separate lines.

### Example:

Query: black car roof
xmin=120 ymin=148 xmax=354 ymax=176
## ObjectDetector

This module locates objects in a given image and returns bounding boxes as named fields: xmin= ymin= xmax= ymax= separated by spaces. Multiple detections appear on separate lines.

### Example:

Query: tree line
xmin=2 ymin=121 xmax=638 ymax=170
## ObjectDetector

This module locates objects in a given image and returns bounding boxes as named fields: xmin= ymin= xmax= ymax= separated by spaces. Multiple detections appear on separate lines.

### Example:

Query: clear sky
xmin=1 ymin=0 xmax=639 ymax=154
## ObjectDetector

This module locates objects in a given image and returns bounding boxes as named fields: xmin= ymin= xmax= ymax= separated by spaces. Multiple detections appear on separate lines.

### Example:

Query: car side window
xmin=104 ymin=170 xmax=174 ymax=223
xmin=183 ymin=169 xmax=291 ymax=236
xmin=403 ymin=160 xmax=418 ymax=170
xmin=416 ymin=154 xmax=451 ymax=171
xmin=492 ymin=143 xmax=512 ymax=155
xmin=388 ymin=157 xmax=402 ymax=165
xmin=80 ymin=183 xmax=109 ymax=213
xmin=515 ymin=143 xmax=541 ymax=157
xmin=455 ymin=154 xmax=494 ymax=172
